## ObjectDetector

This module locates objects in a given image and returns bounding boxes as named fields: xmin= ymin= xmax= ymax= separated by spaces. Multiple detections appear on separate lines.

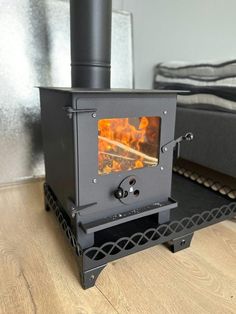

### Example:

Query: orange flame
xmin=98 ymin=117 xmax=160 ymax=175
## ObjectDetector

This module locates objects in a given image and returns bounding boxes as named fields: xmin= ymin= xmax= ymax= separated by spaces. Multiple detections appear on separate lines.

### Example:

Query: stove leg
xmin=158 ymin=209 xmax=170 ymax=224
xmin=168 ymin=233 xmax=194 ymax=253
xmin=80 ymin=264 xmax=107 ymax=289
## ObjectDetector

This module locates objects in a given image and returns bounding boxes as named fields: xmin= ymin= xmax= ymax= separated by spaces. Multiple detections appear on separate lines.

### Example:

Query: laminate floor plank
xmin=0 ymin=182 xmax=116 ymax=314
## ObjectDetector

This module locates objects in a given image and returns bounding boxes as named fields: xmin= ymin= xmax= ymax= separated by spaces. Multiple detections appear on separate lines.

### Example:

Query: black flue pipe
xmin=70 ymin=0 xmax=112 ymax=89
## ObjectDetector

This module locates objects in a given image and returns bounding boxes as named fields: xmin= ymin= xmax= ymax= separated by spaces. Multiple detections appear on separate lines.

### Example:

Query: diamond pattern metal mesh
xmin=44 ymin=184 xmax=82 ymax=256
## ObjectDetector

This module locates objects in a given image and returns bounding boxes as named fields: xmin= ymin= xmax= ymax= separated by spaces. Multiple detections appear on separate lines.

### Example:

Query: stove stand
xmin=168 ymin=233 xmax=194 ymax=253
xmin=44 ymin=174 xmax=236 ymax=289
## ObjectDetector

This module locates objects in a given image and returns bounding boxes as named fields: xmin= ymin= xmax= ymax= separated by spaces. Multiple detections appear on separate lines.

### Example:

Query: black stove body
xmin=39 ymin=88 xmax=180 ymax=249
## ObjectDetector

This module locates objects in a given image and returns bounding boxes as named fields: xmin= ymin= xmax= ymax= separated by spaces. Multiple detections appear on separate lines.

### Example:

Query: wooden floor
xmin=0 ymin=181 xmax=235 ymax=314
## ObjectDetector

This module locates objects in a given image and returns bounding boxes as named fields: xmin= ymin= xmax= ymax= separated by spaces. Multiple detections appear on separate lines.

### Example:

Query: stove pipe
xmin=70 ymin=0 xmax=112 ymax=89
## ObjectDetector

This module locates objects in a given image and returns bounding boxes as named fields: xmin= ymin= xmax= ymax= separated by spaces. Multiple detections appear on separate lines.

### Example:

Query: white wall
xmin=114 ymin=0 xmax=236 ymax=89
xmin=112 ymin=0 xmax=124 ymax=10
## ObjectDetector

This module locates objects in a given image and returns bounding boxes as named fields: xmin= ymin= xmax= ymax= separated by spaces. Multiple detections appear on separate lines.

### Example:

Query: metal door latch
xmin=161 ymin=132 xmax=194 ymax=159
xmin=64 ymin=107 xmax=97 ymax=119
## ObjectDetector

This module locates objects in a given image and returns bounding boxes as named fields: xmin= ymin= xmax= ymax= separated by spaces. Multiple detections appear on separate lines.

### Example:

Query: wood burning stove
xmin=39 ymin=0 xmax=235 ymax=289
xmin=40 ymin=87 xmax=186 ymax=248
xmin=40 ymin=0 xmax=191 ymax=249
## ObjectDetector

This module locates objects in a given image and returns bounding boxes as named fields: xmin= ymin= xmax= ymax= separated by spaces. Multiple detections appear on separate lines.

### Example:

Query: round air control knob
xmin=114 ymin=188 xmax=124 ymax=200
xmin=114 ymin=176 xmax=141 ymax=205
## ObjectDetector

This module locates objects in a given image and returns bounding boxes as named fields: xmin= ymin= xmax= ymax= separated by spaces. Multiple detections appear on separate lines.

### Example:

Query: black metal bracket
xmin=80 ymin=264 xmax=107 ymax=289
xmin=168 ymin=233 xmax=194 ymax=253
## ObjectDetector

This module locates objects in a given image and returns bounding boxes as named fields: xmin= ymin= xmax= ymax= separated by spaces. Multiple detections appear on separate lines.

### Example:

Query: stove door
xmin=74 ymin=93 xmax=176 ymax=220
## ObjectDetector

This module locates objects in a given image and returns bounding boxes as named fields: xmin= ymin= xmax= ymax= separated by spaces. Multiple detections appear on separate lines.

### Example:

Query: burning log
xmin=99 ymin=151 xmax=157 ymax=166
xmin=98 ymin=136 xmax=158 ymax=163
xmin=99 ymin=151 xmax=135 ymax=161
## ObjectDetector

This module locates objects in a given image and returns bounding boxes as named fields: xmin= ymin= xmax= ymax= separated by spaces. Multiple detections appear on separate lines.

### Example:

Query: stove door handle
xmin=161 ymin=132 xmax=194 ymax=159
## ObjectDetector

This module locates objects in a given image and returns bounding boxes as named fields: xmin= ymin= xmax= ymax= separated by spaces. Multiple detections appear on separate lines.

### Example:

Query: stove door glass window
xmin=98 ymin=116 xmax=161 ymax=175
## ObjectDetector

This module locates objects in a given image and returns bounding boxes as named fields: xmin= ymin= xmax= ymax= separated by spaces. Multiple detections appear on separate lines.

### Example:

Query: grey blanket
xmin=154 ymin=60 xmax=236 ymax=113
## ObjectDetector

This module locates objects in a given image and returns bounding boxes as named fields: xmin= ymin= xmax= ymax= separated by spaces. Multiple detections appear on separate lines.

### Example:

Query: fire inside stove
xmin=98 ymin=116 xmax=161 ymax=175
